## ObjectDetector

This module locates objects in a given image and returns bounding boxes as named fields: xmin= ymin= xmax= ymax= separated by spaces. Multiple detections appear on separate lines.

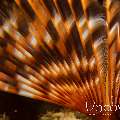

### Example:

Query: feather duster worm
xmin=0 ymin=0 xmax=120 ymax=119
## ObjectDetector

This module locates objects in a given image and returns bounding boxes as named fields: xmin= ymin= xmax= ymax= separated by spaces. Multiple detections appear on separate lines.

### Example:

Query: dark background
xmin=0 ymin=91 xmax=62 ymax=120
